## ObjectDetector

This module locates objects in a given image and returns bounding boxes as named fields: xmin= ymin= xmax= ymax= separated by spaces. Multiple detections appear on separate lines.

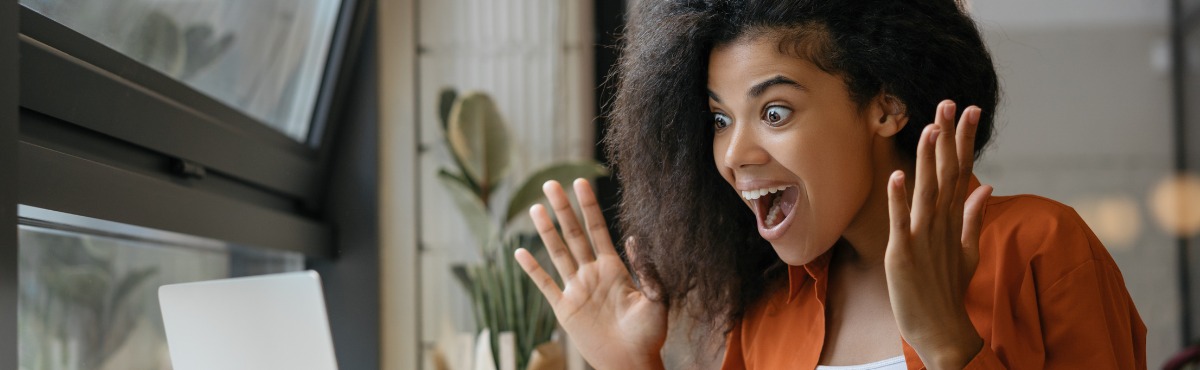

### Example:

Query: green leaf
xmin=447 ymin=92 xmax=511 ymax=194
xmin=468 ymin=266 xmax=487 ymax=333
xmin=436 ymin=89 xmax=483 ymax=199
xmin=437 ymin=88 xmax=458 ymax=133
xmin=436 ymin=169 xmax=494 ymax=250
xmin=503 ymin=160 xmax=611 ymax=224
xmin=440 ymin=168 xmax=483 ymax=201
xmin=450 ymin=264 xmax=473 ymax=294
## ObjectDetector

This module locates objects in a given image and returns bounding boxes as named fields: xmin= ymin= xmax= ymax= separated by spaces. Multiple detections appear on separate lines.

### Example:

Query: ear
xmin=869 ymin=93 xmax=908 ymax=138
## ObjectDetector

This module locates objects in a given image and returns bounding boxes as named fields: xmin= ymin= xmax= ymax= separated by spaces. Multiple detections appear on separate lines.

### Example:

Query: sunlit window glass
xmin=20 ymin=0 xmax=342 ymax=142
xmin=17 ymin=207 xmax=303 ymax=369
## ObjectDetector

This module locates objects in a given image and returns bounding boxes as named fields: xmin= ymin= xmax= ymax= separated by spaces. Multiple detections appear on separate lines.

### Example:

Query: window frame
xmin=13 ymin=0 xmax=374 ymax=257
xmin=1174 ymin=0 xmax=1199 ymax=347
xmin=1 ymin=0 xmax=19 ymax=367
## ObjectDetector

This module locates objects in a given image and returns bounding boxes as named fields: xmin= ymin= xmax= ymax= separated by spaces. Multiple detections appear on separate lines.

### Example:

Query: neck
xmin=836 ymin=143 xmax=916 ymax=271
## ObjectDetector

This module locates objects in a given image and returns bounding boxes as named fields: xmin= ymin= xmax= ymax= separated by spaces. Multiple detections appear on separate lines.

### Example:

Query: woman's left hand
xmin=884 ymin=100 xmax=993 ymax=370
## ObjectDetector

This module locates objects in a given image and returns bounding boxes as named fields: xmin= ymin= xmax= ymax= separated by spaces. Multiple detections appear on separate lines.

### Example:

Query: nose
xmin=721 ymin=123 xmax=769 ymax=169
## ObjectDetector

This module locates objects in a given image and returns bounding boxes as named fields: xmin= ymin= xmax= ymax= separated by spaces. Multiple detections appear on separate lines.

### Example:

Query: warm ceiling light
xmin=1149 ymin=172 xmax=1200 ymax=237
xmin=1075 ymin=195 xmax=1141 ymax=251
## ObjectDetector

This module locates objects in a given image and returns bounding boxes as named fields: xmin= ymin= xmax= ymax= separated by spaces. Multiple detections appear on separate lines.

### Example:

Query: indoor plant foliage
xmin=435 ymin=88 xmax=608 ymax=370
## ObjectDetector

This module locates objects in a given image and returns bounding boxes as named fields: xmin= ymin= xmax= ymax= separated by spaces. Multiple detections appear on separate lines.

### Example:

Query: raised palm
xmin=514 ymin=179 xmax=667 ymax=370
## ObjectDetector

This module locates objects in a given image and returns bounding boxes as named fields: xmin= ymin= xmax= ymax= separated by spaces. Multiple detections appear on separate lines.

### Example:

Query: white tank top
xmin=814 ymin=355 xmax=907 ymax=370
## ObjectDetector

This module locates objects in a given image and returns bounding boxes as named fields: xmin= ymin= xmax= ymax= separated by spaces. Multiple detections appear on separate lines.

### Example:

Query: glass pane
xmin=20 ymin=0 xmax=342 ymax=142
xmin=18 ymin=207 xmax=303 ymax=370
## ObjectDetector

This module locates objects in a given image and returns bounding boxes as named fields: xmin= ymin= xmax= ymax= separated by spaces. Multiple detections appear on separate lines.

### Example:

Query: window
xmin=7 ymin=0 xmax=375 ymax=368
xmin=18 ymin=206 xmax=302 ymax=369
xmin=15 ymin=0 xmax=369 ymax=256
xmin=21 ymin=0 xmax=342 ymax=141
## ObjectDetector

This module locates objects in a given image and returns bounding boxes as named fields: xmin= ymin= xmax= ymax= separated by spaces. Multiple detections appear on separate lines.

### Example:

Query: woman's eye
xmin=763 ymin=106 xmax=792 ymax=126
xmin=712 ymin=112 xmax=732 ymax=130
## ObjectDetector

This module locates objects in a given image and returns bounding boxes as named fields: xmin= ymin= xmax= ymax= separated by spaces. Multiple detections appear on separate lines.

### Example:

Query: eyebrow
xmin=749 ymin=75 xmax=806 ymax=97
xmin=707 ymin=75 xmax=807 ymax=104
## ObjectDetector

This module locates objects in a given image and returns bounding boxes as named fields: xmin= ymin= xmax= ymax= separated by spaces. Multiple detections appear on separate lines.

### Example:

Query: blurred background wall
xmin=970 ymin=0 xmax=1181 ymax=365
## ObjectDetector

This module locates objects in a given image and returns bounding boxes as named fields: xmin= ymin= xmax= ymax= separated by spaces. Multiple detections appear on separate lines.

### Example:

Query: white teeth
xmin=741 ymin=185 xmax=790 ymax=200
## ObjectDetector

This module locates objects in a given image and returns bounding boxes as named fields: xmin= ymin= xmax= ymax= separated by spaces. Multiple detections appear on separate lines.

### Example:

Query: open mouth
xmin=741 ymin=185 xmax=799 ymax=238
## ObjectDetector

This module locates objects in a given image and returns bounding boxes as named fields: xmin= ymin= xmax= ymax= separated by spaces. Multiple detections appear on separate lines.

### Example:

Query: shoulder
xmin=978 ymin=193 xmax=1117 ymax=290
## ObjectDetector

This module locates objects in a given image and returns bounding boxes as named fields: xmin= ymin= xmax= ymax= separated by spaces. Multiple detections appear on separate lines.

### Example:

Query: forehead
xmin=706 ymin=36 xmax=843 ymax=99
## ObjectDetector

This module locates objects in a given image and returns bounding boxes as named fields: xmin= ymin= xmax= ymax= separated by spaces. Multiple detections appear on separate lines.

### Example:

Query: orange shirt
xmin=721 ymin=178 xmax=1147 ymax=369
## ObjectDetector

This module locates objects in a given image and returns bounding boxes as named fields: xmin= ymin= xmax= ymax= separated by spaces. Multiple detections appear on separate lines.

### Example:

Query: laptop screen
xmin=159 ymin=271 xmax=339 ymax=370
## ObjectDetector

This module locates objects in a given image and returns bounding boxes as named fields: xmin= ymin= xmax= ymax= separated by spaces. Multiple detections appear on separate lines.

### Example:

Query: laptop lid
xmin=159 ymin=270 xmax=339 ymax=370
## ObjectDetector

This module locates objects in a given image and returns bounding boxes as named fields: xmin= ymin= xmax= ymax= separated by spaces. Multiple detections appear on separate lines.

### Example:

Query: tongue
xmin=778 ymin=186 xmax=798 ymax=218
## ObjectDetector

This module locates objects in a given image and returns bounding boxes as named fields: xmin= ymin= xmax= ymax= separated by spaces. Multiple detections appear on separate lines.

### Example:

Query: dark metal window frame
xmin=2 ymin=0 xmax=19 ymax=368
xmin=1172 ymin=0 xmax=1199 ymax=347
xmin=13 ymin=0 xmax=373 ymax=257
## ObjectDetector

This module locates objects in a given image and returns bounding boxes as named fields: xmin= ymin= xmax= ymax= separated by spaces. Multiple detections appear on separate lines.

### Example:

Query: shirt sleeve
xmin=964 ymin=206 xmax=1142 ymax=367
xmin=1036 ymin=258 xmax=1146 ymax=369
xmin=914 ymin=202 xmax=1147 ymax=370
xmin=958 ymin=258 xmax=1146 ymax=370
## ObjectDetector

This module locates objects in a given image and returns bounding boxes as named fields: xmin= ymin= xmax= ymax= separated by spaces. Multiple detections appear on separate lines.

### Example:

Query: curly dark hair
xmin=605 ymin=0 xmax=1000 ymax=334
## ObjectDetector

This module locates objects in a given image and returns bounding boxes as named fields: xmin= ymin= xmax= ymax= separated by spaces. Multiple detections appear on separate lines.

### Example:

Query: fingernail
xmin=892 ymin=171 xmax=905 ymax=184
xmin=971 ymin=107 xmax=981 ymax=125
xmin=943 ymin=101 xmax=956 ymax=118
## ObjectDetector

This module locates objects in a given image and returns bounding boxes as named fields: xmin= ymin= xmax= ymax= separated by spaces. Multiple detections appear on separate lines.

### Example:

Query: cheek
xmin=779 ymin=128 xmax=874 ymax=219
xmin=816 ymin=148 xmax=874 ymax=227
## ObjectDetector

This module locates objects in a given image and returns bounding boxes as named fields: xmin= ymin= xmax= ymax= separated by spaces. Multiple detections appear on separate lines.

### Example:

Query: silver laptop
xmin=159 ymin=271 xmax=339 ymax=370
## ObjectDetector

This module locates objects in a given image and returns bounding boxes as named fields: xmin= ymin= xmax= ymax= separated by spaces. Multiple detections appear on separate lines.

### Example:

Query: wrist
xmin=923 ymin=326 xmax=982 ymax=370
xmin=925 ymin=336 xmax=981 ymax=370
xmin=911 ymin=316 xmax=982 ymax=370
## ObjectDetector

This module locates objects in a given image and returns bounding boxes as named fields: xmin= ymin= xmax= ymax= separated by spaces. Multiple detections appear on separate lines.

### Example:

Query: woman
xmin=514 ymin=0 xmax=1147 ymax=369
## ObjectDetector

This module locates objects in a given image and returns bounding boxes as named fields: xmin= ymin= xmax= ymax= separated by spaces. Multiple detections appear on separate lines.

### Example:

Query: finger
xmin=543 ymin=180 xmax=597 ymax=263
xmin=953 ymin=106 xmax=981 ymax=218
xmin=530 ymin=204 xmax=578 ymax=278
xmin=935 ymin=100 xmax=960 ymax=212
xmin=955 ymin=106 xmax=980 ymax=190
xmin=574 ymin=178 xmax=617 ymax=257
xmin=910 ymin=124 xmax=941 ymax=234
xmin=960 ymin=185 xmax=993 ymax=281
xmin=886 ymin=170 xmax=912 ymax=251
xmin=515 ymin=248 xmax=563 ymax=305
xmin=951 ymin=106 xmax=981 ymax=246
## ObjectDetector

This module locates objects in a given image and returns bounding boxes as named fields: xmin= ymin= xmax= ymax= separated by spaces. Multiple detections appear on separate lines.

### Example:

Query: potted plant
xmin=433 ymin=88 xmax=608 ymax=370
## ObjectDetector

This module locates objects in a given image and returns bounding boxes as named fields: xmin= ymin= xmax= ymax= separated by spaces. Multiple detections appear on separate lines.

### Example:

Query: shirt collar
xmin=787 ymin=250 xmax=832 ymax=303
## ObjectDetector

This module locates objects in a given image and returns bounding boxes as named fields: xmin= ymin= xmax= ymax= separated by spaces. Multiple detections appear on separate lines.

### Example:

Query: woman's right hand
xmin=514 ymin=179 xmax=668 ymax=370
